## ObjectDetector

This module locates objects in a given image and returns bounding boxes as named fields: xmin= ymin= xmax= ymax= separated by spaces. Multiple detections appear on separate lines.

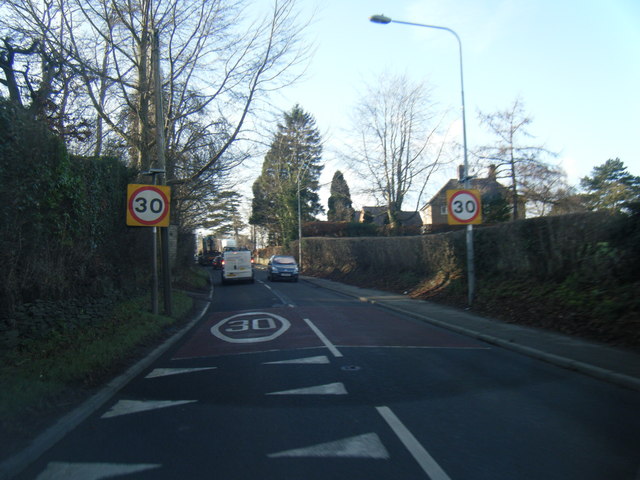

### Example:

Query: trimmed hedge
xmin=268 ymin=212 xmax=639 ymax=303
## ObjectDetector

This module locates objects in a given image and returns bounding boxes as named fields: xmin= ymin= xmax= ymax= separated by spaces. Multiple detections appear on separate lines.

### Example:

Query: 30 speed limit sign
xmin=126 ymin=184 xmax=171 ymax=227
xmin=446 ymin=189 xmax=482 ymax=225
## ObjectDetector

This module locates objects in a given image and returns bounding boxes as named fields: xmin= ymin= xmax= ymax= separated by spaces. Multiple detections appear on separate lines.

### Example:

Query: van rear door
xmin=222 ymin=251 xmax=254 ymax=283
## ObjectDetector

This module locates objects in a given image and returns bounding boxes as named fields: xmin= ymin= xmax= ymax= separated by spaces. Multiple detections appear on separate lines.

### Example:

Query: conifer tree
xmin=250 ymin=105 xmax=323 ymax=244
xmin=327 ymin=170 xmax=355 ymax=222
xmin=580 ymin=158 xmax=640 ymax=213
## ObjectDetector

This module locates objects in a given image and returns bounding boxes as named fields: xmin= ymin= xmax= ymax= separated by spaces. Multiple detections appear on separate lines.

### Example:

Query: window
xmin=440 ymin=205 xmax=447 ymax=215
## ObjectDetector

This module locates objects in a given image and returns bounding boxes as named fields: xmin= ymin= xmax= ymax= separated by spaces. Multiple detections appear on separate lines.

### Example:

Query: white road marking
xmin=303 ymin=318 xmax=343 ymax=358
xmin=145 ymin=367 xmax=217 ymax=378
xmin=211 ymin=312 xmax=291 ymax=343
xmin=266 ymin=382 xmax=347 ymax=396
xmin=268 ymin=433 xmax=389 ymax=459
xmin=263 ymin=355 xmax=330 ymax=365
xmin=101 ymin=399 xmax=196 ymax=419
xmin=376 ymin=406 xmax=452 ymax=480
xmin=260 ymin=280 xmax=296 ymax=307
xmin=35 ymin=462 xmax=160 ymax=480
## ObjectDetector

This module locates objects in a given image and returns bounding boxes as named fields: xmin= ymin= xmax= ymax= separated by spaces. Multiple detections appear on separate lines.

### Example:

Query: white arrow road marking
xmin=101 ymin=399 xmax=197 ymax=419
xmin=35 ymin=462 xmax=160 ymax=480
xmin=145 ymin=367 xmax=217 ymax=378
xmin=266 ymin=382 xmax=347 ymax=396
xmin=268 ymin=433 xmax=389 ymax=459
xmin=263 ymin=355 xmax=330 ymax=365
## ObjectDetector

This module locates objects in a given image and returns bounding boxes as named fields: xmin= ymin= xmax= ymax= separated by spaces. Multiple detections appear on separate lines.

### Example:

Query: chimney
xmin=488 ymin=164 xmax=497 ymax=180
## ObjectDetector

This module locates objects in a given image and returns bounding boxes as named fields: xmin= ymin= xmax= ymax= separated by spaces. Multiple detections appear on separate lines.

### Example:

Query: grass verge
xmin=0 ymin=272 xmax=204 ymax=459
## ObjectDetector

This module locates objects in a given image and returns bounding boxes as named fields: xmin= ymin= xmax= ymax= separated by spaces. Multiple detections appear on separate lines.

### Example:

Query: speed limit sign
xmin=126 ymin=184 xmax=171 ymax=227
xmin=447 ymin=189 xmax=482 ymax=225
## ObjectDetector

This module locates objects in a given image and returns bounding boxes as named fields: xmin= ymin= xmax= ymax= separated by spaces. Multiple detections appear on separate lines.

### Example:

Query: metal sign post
xmin=127 ymin=180 xmax=170 ymax=314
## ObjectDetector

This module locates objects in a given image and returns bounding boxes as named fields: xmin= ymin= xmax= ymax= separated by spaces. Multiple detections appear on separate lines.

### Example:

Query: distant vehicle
xmin=221 ymin=250 xmax=254 ymax=284
xmin=267 ymin=255 xmax=299 ymax=282
xmin=198 ymin=251 xmax=217 ymax=266
xmin=212 ymin=255 xmax=223 ymax=270
xmin=221 ymin=238 xmax=237 ymax=251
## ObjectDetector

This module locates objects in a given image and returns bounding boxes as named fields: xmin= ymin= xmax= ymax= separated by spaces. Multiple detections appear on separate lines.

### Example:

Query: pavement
xmin=301 ymin=275 xmax=640 ymax=393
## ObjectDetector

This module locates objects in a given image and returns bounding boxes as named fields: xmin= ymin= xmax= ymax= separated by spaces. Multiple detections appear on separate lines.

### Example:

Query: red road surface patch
xmin=173 ymin=306 xmax=484 ymax=360
xmin=298 ymin=305 xmax=485 ymax=349
xmin=173 ymin=308 xmax=323 ymax=359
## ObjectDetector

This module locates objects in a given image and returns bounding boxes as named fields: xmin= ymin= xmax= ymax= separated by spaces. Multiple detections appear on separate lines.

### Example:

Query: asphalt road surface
xmin=18 ymin=269 xmax=640 ymax=479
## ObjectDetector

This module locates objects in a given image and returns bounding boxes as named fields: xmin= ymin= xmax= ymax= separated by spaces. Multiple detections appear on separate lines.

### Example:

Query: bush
xmin=302 ymin=221 xmax=381 ymax=237
xmin=0 ymin=100 xmax=143 ymax=332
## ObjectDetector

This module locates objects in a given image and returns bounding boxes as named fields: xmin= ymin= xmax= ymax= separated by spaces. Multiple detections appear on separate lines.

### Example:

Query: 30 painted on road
xmin=211 ymin=312 xmax=291 ymax=343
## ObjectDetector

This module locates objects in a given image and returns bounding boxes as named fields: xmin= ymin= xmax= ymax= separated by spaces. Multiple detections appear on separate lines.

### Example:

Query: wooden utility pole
xmin=152 ymin=29 xmax=172 ymax=316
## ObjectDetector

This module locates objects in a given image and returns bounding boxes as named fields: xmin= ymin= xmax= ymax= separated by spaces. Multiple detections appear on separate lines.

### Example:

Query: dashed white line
xmin=260 ymin=280 xmax=296 ymax=307
xmin=376 ymin=406 xmax=451 ymax=480
xmin=303 ymin=318 xmax=343 ymax=358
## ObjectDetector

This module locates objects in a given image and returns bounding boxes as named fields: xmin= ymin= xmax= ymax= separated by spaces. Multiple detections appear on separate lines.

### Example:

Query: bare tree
xmin=56 ymin=0 xmax=308 ymax=172
xmin=475 ymin=97 xmax=561 ymax=219
xmin=346 ymin=73 xmax=448 ymax=229
xmin=1 ymin=0 xmax=311 ymax=231
xmin=518 ymin=161 xmax=571 ymax=217
xmin=0 ymin=4 xmax=92 ymax=141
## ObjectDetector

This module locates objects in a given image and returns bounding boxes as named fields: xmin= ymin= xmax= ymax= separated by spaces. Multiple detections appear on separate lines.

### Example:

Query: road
xmin=17 ymin=268 xmax=640 ymax=479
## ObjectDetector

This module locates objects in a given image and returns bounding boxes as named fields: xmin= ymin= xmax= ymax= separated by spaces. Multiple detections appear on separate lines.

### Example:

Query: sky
xmin=253 ymin=0 xmax=640 ymax=214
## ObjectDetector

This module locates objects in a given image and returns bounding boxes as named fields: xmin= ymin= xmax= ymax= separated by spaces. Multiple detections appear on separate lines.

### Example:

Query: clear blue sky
xmin=264 ymin=0 xmax=640 ymax=211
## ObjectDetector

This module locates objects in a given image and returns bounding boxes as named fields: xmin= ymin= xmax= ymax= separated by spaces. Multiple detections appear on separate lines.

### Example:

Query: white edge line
xmin=376 ymin=406 xmax=452 ymax=480
xmin=0 ymin=283 xmax=214 ymax=480
xmin=303 ymin=318 xmax=343 ymax=358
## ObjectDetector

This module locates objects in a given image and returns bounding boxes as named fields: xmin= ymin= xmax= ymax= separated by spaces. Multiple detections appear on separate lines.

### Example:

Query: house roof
xmin=397 ymin=211 xmax=422 ymax=226
xmin=358 ymin=206 xmax=422 ymax=226
xmin=421 ymin=176 xmax=509 ymax=211
xmin=361 ymin=206 xmax=387 ymax=216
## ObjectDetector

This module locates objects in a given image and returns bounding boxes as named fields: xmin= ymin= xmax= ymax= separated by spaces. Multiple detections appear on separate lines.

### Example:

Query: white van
xmin=221 ymin=250 xmax=254 ymax=284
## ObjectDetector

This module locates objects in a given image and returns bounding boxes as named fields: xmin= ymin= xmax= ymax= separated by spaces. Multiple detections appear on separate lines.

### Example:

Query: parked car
xmin=267 ymin=255 xmax=299 ymax=282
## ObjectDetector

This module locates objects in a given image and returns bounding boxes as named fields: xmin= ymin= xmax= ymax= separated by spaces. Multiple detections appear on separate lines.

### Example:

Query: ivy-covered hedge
xmin=0 ymin=99 xmax=144 ymax=328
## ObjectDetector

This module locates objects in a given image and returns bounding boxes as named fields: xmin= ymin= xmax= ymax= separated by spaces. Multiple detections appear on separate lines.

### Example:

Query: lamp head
xmin=369 ymin=14 xmax=392 ymax=24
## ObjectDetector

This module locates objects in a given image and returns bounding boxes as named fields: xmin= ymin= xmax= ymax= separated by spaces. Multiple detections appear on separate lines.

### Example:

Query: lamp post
xmin=370 ymin=14 xmax=476 ymax=305
xmin=297 ymin=173 xmax=303 ymax=269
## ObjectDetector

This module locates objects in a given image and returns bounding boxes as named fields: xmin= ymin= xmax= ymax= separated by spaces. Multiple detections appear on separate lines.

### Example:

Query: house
xmin=420 ymin=165 xmax=522 ymax=225
xmin=355 ymin=206 xmax=423 ymax=227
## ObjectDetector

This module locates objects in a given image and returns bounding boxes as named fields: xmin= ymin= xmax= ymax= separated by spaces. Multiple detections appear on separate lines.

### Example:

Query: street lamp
xmin=297 ymin=173 xmax=303 ymax=269
xmin=370 ymin=14 xmax=476 ymax=305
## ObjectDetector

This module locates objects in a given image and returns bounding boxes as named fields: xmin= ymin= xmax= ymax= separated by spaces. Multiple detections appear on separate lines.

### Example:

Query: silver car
xmin=267 ymin=255 xmax=299 ymax=282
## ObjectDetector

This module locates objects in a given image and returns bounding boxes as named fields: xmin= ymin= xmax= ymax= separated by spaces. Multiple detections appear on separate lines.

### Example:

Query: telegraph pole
xmin=153 ymin=29 xmax=172 ymax=316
